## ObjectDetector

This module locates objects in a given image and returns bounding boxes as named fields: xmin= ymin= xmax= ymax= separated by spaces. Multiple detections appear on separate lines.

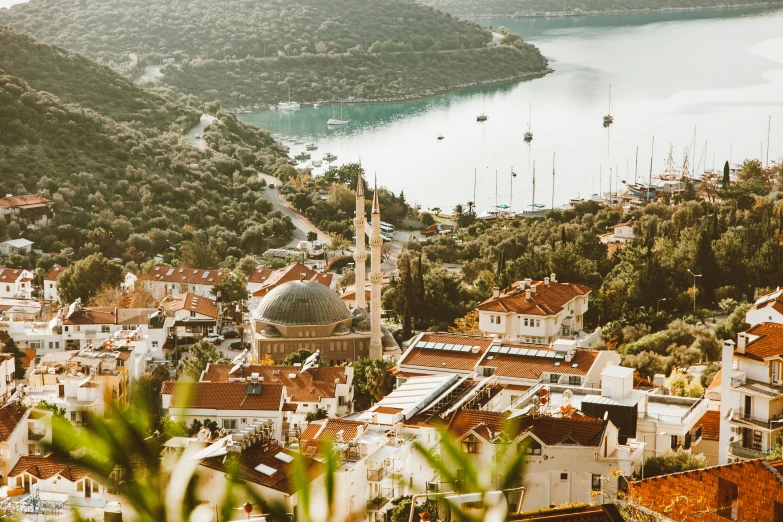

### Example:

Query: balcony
xmin=731 ymin=409 xmax=783 ymax=431
xmin=28 ymin=428 xmax=46 ymax=441
xmin=367 ymin=467 xmax=389 ymax=482
xmin=729 ymin=441 xmax=773 ymax=460
xmin=366 ymin=490 xmax=393 ymax=511
xmin=729 ymin=371 xmax=746 ymax=388
xmin=692 ymin=425 xmax=703 ymax=445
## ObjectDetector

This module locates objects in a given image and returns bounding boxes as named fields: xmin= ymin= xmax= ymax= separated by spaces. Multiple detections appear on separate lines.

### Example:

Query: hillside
xmin=417 ymin=0 xmax=783 ymax=19
xmin=0 ymin=0 xmax=550 ymax=105
xmin=0 ymin=28 xmax=294 ymax=262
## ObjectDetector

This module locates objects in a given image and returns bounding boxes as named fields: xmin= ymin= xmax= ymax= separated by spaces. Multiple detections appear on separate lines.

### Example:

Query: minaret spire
xmin=369 ymin=175 xmax=383 ymax=358
xmin=353 ymin=168 xmax=367 ymax=310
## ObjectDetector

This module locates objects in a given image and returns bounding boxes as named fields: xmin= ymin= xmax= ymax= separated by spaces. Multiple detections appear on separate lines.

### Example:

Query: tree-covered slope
xmin=0 ymin=28 xmax=294 ymax=261
xmin=0 ymin=0 xmax=550 ymax=104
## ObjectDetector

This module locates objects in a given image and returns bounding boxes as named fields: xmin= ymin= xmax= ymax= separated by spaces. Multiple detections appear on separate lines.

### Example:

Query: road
xmin=257 ymin=173 xmax=330 ymax=247
xmin=186 ymin=114 xmax=216 ymax=151
xmin=133 ymin=64 xmax=164 ymax=85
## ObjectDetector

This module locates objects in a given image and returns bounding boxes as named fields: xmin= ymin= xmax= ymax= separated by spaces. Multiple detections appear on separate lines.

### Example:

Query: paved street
xmin=186 ymin=114 xmax=216 ymax=151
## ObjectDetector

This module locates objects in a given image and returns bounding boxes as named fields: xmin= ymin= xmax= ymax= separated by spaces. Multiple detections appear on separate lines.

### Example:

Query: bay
xmin=240 ymin=7 xmax=783 ymax=213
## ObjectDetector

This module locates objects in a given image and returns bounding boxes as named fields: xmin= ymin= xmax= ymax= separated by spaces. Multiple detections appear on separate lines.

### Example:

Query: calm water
xmin=242 ymin=7 xmax=783 ymax=212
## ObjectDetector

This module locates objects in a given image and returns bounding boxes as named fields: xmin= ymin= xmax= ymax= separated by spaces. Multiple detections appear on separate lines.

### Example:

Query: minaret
xmin=353 ymin=170 xmax=367 ymax=310
xmin=369 ymin=179 xmax=383 ymax=358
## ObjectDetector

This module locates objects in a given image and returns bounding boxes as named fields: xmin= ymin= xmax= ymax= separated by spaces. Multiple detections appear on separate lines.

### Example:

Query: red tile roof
xmin=20 ymin=348 xmax=36 ymax=371
xmin=199 ymin=441 xmax=323 ymax=494
xmin=478 ymin=280 xmax=590 ymax=316
xmin=0 ymin=403 xmax=27 ymax=441
xmin=0 ymin=194 xmax=54 ymax=209
xmin=510 ymin=504 xmax=625 ymax=521
xmin=145 ymin=266 xmax=223 ymax=286
xmin=707 ymin=369 xmax=721 ymax=390
xmin=299 ymin=418 xmax=367 ymax=448
xmin=252 ymin=263 xmax=317 ymax=297
xmin=696 ymin=410 xmax=720 ymax=441
xmin=201 ymin=365 xmax=348 ymax=403
xmin=61 ymin=307 xmax=116 ymax=325
xmin=9 ymin=454 xmax=107 ymax=482
xmin=163 ymin=293 xmax=219 ymax=319
xmin=248 ymin=267 xmax=275 ymax=284
xmin=0 ymin=268 xmax=25 ymax=283
xmin=741 ymin=323 xmax=783 ymax=360
xmin=400 ymin=333 xmax=493 ymax=371
xmin=517 ymin=413 xmax=605 ymax=447
xmin=374 ymin=406 xmax=403 ymax=414
xmin=162 ymin=381 xmax=284 ymax=411
xmin=448 ymin=410 xmax=510 ymax=440
xmin=478 ymin=345 xmax=599 ymax=379
xmin=44 ymin=266 xmax=64 ymax=282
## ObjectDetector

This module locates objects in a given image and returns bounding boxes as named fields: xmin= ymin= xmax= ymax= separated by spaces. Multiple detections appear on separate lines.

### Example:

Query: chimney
xmin=550 ymin=273 xmax=556 ymax=283
xmin=531 ymin=284 xmax=536 ymax=294
xmin=492 ymin=286 xmax=500 ymax=298
xmin=544 ymin=277 xmax=550 ymax=286
xmin=736 ymin=333 xmax=746 ymax=354
xmin=525 ymin=289 xmax=531 ymax=300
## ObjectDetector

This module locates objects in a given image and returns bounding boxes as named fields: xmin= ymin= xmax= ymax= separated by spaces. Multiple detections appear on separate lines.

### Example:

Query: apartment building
xmin=0 ymin=194 xmax=55 ymax=230
xmin=142 ymin=266 xmax=223 ymax=299
xmin=0 ymin=268 xmax=34 ymax=299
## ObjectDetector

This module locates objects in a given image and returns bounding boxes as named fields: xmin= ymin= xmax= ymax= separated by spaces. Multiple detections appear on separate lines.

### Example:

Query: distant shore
xmin=464 ymin=1 xmax=783 ymax=19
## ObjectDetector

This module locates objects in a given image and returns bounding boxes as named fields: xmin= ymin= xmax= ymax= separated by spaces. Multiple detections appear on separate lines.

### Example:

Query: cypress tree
xmin=723 ymin=160 xmax=730 ymax=186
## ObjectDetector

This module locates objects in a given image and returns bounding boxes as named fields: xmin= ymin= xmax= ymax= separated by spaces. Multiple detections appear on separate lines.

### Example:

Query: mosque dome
xmin=255 ymin=281 xmax=351 ymax=326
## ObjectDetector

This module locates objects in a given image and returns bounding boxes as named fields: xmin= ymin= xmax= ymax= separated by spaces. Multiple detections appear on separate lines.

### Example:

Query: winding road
xmin=257 ymin=173 xmax=330 ymax=247
xmin=186 ymin=114 xmax=216 ymax=151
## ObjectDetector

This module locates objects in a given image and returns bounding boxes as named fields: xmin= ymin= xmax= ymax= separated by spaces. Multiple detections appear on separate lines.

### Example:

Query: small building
xmin=8 ymin=453 xmax=110 ymax=502
xmin=43 ymin=266 xmax=65 ymax=302
xmin=0 ymin=268 xmax=34 ymax=299
xmin=56 ymin=302 xmax=120 ymax=350
xmin=607 ymin=221 xmax=635 ymax=244
xmin=162 ymin=292 xmax=220 ymax=340
xmin=477 ymin=276 xmax=594 ymax=345
xmin=21 ymin=375 xmax=105 ymax=427
xmin=0 ymin=238 xmax=34 ymax=256
xmin=746 ymin=287 xmax=783 ymax=327
xmin=0 ymin=194 xmax=55 ymax=230
xmin=0 ymin=352 xmax=17 ymax=401
xmin=142 ymin=266 xmax=223 ymax=299
xmin=161 ymin=380 xmax=286 ymax=441
xmin=628 ymin=458 xmax=783 ymax=521
xmin=0 ymin=403 xmax=53 ymax=485
xmin=693 ymin=409 xmax=720 ymax=466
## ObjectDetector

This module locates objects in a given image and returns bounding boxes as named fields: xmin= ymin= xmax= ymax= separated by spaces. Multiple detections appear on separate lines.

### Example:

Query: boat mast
xmin=649 ymin=136 xmax=655 ymax=202
xmin=552 ymin=152 xmax=556 ymax=210
xmin=510 ymin=167 xmax=514 ymax=215
xmin=473 ymin=168 xmax=477 ymax=215
xmin=532 ymin=161 xmax=536 ymax=210
xmin=635 ymin=146 xmax=639 ymax=184
xmin=767 ymin=115 xmax=772 ymax=167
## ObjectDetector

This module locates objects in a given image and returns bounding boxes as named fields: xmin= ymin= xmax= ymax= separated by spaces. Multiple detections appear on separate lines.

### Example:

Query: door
xmin=23 ymin=475 xmax=30 ymax=493
xmin=85 ymin=478 xmax=91 ymax=498
xmin=744 ymin=395 xmax=752 ymax=418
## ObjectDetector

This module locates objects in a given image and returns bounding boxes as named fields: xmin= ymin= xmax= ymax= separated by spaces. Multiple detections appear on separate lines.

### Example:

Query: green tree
xmin=57 ymin=253 xmax=123 ymax=304
xmin=178 ymin=234 xmax=220 ymax=269
xmin=636 ymin=448 xmax=708 ymax=479
xmin=282 ymin=349 xmax=314 ymax=366
xmin=2 ymin=337 xmax=28 ymax=379
xmin=353 ymin=357 xmax=395 ymax=410
xmin=212 ymin=272 xmax=249 ymax=325
xmin=133 ymin=365 xmax=171 ymax=430
xmin=236 ymin=255 xmax=258 ymax=277
xmin=420 ymin=213 xmax=435 ymax=227
xmin=305 ymin=407 xmax=329 ymax=422
xmin=181 ymin=340 xmax=229 ymax=381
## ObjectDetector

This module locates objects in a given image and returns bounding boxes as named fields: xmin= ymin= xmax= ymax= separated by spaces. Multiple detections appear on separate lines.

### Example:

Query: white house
xmin=746 ymin=288 xmax=783 ymax=327
xmin=21 ymin=376 xmax=106 ymax=427
xmin=0 ymin=239 xmax=34 ymax=256
xmin=8 ymin=453 xmax=110 ymax=502
xmin=161 ymin=379 xmax=286 ymax=441
xmin=0 ymin=194 xmax=55 ymax=230
xmin=477 ymin=276 xmax=594 ymax=345
xmin=719 ymin=323 xmax=783 ymax=464
xmin=443 ymin=408 xmax=643 ymax=512
xmin=0 ymin=352 xmax=17 ymax=401
xmin=200 ymin=363 xmax=354 ymax=429
xmin=142 ymin=266 xmax=223 ymax=299
xmin=162 ymin=292 xmax=220 ymax=340
xmin=43 ymin=266 xmax=65 ymax=302
xmin=0 ymin=268 xmax=34 ymax=299
xmin=55 ymin=302 xmax=122 ymax=350
xmin=609 ymin=221 xmax=635 ymax=243
xmin=0 ymin=403 xmax=54 ymax=485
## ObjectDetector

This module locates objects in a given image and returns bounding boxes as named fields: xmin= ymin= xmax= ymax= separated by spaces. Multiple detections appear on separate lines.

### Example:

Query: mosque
xmin=249 ymin=172 xmax=398 ymax=364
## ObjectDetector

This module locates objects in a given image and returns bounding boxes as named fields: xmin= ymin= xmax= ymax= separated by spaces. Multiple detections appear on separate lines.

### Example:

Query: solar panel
xmin=443 ymin=344 xmax=455 ymax=351
xmin=509 ymin=348 xmax=520 ymax=355
xmin=416 ymin=342 xmax=427 ymax=349
xmin=555 ymin=352 xmax=566 ymax=359
xmin=489 ymin=346 xmax=500 ymax=354
xmin=545 ymin=352 xmax=557 ymax=359
xmin=202 ymin=271 xmax=209 ymax=279
xmin=424 ymin=342 xmax=435 ymax=349
xmin=536 ymin=350 xmax=549 ymax=357
xmin=518 ymin=348 xmax=530 ymax=356
xmin=499 ymin=347 xmax=510 ymax=354
xmin=433 ymin=343 xmax=446 ymax=350
xmin=166 ymin=268 xmax=175 ymax=276
xmin=460 ymin=346 xmax=471 ymax=353
xmin=254 ymin=463 xmax=277 ymax=476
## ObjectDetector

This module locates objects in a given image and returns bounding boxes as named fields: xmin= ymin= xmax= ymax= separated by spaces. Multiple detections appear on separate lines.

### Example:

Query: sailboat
xmin=477 ymin=98 xmax=488 ymax=122
xmin=327 ymin=102 xmax=350 ymax=125
xmin=603 ymin=85 xmax=614 ymax=128
xmin=524 ymin=102 xmax=533 ymax=143
xmin=278 ymin=85 xmax=300 ymax=111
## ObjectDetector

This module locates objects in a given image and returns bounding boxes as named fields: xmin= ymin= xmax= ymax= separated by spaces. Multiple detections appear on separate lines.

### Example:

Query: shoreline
xmin=461 ymin=1 xmax=783 ymax=19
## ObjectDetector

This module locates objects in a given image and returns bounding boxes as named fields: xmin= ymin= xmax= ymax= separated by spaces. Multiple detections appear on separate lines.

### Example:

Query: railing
xmin=731 ymin=409 xmax=783 ymax=430
xmin=28 ymin=428 xmax=46 ymax=441
xmin=366 ymin=491 xmax=393 ymax=511
xmin=730 ymin=371 xmax=747 ymax=388
xmin=367 ymin=467 xmax=389 ymax=482
xmin=729 ymin=441 xmax=772 ymax=460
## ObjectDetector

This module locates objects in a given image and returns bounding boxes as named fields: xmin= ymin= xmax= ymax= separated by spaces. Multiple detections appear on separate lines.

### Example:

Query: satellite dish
xmin=562 ymin=389 xmax=573 ymax=408
xmin=540 ymin=387 xmax=549 ymax=397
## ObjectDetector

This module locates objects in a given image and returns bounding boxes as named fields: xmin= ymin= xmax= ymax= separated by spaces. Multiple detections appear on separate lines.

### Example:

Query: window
xmin=241 ymin=418 xmax=247 ymax=424
xmin=550 ymin=373 xmax=560 ymax=383
xmin=520 ymin=438 xmax=541 ymax=455
xmin=524 ymin=318 xmax=529 ymax=326
xmin=569 ymin=376 xmax=581 ymax=386
xmin=717 ymin=478 xmax=738 ymax=520
xmin=490 ymin=316 xmax=494 ymax=324
xmin=93 ymin=481 xmax=99 ymax=493
xmin=102 ymin=325 xmax=111 ymax=333
xmin=591 ymin=474 xmax=601 ymax=491
xmin=222 ymin=419 xmax=238 ymax=431
xmin=774 ymin=501 xmax=783 ymax=522
xmin=461 ymin=434 xmax=482 ymax=454
xmin=71 ymin=412 xmax=77 ymax=422
xmin=77 ymin=481 xmax=84 ymax=492
xmin=28 ymin=444 xmax=35 ymax=454
xmin=560 ymin=473 xmax=568 ymax=480
xmin=774 ymin=361 xmax=782 ymax=384
xmin=535 ymin=319 xmax=540 ymax=328
xmin=152 ymin=341 xmax=158 ymax=348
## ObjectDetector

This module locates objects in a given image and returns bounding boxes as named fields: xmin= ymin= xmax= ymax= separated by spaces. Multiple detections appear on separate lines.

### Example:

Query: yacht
xmin=327 ymin=102 xmax=350 ymax=125
xmin=279 ymin=85 xmax=300 ymax=111
xmin=323 ymin=152 xmax=338 ymax=162
xmin=305 ymin=143 xmax=318 ymax=150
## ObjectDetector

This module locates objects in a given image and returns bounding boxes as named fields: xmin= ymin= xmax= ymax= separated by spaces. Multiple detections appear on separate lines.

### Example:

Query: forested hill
xmin=0 ymin=0 xmax=550 ymax=105
xmin=0 ymin=28 xmax=295 ymax=262
xmin=417 ymin=0 xmax=782 ymax=19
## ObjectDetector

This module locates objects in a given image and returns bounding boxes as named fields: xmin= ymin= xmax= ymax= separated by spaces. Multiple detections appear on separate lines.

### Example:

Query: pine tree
xmin=723 ymin=160 xmax=730 ymax=186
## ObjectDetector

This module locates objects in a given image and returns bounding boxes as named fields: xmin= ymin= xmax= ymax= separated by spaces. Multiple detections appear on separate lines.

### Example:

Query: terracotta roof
xmin=311 ymin=272 xmax=337 ymax=287
xmin=0 ymin=268 xmax=24 ymax=282
xmin=707 ymin=369 xmax=721 ymax=390
xmin=252 ymin=263 xmax=317 ymax=297
xmin=44 ymin=266 xmax=64 ymax=282
xmin=374 ymin=406 xmax=403 ymax=414
xmin=340 ymin=288 xmax=371 ymax=300
xmin=400 ymin=333 xmax=493 ymax=371
xmin=299 ymin=418 xmax=367 ymax=449
xmin=162 ymin=381 xmax=284 ymax=411
xmin=517 ymin=412 xmax=605 ymax=447
xmin=163 ymin=293 xmax=219 ymax=319
xmin=448 ymin=409 xmax=510 ymax=440
xmin=503 ymin=384 xmax=532 ymax=392
xmin=248 ymin=267 xmax=275 ymax=284
xmin=282 ymin=402 xmax=298 ymax=411
xmin=199 ymin=440 xmax=322 ymax=493
xmin=478 ymin=280 xmax=590 ymax=316
xmin=478 ymin=345 xmax=599 ymax=379
xmin=61 ymin=307 xmax=116 ymax=325
xmin=20 ymin=348 xmax=36 ymax=370
xmin=696 ymin=410 xmax=720 ymax=441
xmin=510 ymin=504 xmax=625 ymax=521
xmin=751 ymin=288 xmax=783 ymax=313
xmin=144 ymin=266 xmax=223 ymax=286
xmin=0 ymin=194 xmax=54 ymax=209
xmin=741 ymin=323 xmax=783 ymax=360
xmin=0 ymin=403 xmax=27 ymax=441
xmin=9 ymin=454 xmax=107 ymax=482
xmin=201 ymin=365 xmax=347 ymax=403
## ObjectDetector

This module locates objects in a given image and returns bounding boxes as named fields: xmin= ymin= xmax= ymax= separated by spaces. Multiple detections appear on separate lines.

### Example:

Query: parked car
xmin=224 ymin=330 xmax=240 ymax=339
xmin=268 ymin=183 xmax=275 ymax=189
xmin=206 ymin=333 xmax=225 ymax=343
xmin=229 ymin=342 xmax=250 ymax=351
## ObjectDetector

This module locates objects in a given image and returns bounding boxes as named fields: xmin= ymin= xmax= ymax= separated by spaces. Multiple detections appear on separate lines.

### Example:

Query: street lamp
xmin=657 ymin=298 xmax=667 ymax=314
xmin=687 ymin=269 xmax=702 ymax=312
xmin=641 ymin=432 xmax=667 ymax=480
xmin=634 ymin=306 xmax=645 ymax=319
